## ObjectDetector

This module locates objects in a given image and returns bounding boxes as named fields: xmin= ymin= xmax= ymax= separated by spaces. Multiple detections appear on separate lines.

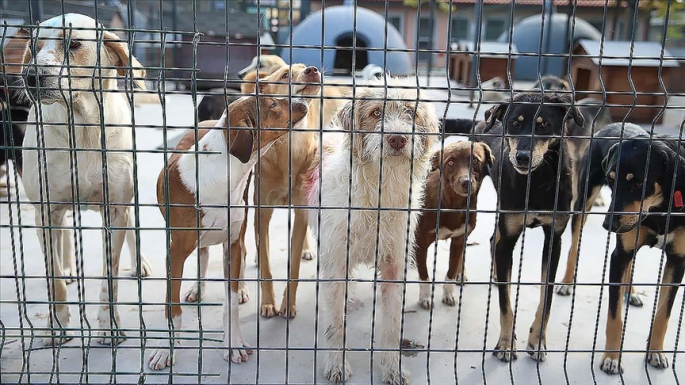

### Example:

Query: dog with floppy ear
xmin=148 ymin=95 xmax=309 ymax=369
xmin=6 ymin=13 xmax=152 ymax=346
xmin=477 ymin=91 xmax=583 ymax=363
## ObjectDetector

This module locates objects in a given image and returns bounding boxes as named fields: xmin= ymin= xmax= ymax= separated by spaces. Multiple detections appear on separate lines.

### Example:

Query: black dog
xmin=1 ymin=73 xmax=29 ymax=182
xmin=598 ymin=131 xmax=685 ymax=375
xmin=197 ymin=90 xmax=242 ymax=122
xmin=557 ymin=123 xmax=648 ymax=301
xmin=477 ymin=91 xmax=583 ymax=362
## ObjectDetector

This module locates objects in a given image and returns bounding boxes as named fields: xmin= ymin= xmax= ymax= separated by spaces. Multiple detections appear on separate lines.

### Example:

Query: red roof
xmin=360 ymin=0 xmax=617 ymax=6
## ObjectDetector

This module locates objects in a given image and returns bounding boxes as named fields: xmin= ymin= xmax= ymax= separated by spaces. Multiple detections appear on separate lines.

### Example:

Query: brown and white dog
xmin=147 ymin=96 xmax=308 ymax=370
xmin=414 ymin=141 xmax=493 ymax=309
xmin=306 ymin=76 xmax=440 ymax=384
xmin=7 ymin=13 xmax=151 ymax=345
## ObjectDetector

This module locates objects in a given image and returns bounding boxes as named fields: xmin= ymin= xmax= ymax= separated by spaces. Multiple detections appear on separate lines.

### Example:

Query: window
xmin=485 ymin=18 xmax=506 ymax=41
xmin=213 ymin=0 xmax=226 ymax=10
xmin=417 ymin=16 xmax=434 ymax=63
xmin=387 ymin=14 xmax=403 ymax=34
xmin=450 ymin=16 xmax=470 ymax=42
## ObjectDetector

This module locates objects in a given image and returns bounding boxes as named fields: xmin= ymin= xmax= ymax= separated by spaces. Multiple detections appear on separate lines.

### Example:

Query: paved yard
xmin=1 ymin=85 xmax=684 ymax=384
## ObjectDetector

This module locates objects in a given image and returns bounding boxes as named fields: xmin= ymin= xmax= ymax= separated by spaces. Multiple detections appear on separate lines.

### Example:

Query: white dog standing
xmin=305 ymin=76 xmax=440 ymax=384
xmin=5 ymin=13 xmax=151 ymax=345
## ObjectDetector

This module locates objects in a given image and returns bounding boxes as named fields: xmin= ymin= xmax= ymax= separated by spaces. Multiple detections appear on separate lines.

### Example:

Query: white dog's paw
xmin=301 ymin=250 xmax=315 ymax=261
xmin=238 ymin=284 xmax=250 ymax=304
xmin=600 ymin=355 xmax=623 ymax=374
xmin=555 ymin=284 xmax=573 ymax=296
xmin=442 ymin=292 xmax=457 ymax=307
xmin=96 ymin=329 xmax=127 ymax=346
xmin=134 ymin=257 xmax=152 ymax=278
xmin=42 ymin=329 xmax=73 ymax=346
xmin=381 ymin=368 xmax=410 ymax=385
xmin=148 ymin=348 xmax=174 ymax=370
xmin=647 ymin=352 xmax=669 ymax=369
xmin=455 ymin=272 xmax=467 ymax=285
xmin=183 ymin=285 xmax=203 ymax=303
xmin=324 ymin=361 xmax=351 ymax=384
xmin=223 ymin=344 xmax=253 ymax=364
xmin=418 ymin=297 xmax=432 ymax=310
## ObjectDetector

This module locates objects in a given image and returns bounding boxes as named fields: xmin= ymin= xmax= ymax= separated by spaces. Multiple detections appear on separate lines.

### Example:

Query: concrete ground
xmin=1 ymin=80 xmax=685 ymax=384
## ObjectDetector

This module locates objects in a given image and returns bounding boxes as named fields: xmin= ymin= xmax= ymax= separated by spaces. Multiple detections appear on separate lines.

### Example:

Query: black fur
xmin=1 ymin=74 xmax=29 ymax=177
xmin=197 ymin=90 xmax=242 ymax=122
xmin=475 ymin=91 xmax=579 ymax=362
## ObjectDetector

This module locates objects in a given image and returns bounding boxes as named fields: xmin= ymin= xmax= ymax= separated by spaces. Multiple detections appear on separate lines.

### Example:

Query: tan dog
xmin=147 ymin=96 xmax=308 ymax=369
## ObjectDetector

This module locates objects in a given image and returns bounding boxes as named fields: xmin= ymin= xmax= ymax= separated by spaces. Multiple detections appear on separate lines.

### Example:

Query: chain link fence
xmin=1 ymin=0 xmax=685 ymax=384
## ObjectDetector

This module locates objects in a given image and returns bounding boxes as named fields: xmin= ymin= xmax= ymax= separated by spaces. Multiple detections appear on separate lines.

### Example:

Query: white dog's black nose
xmin=387 ymin=134 xmax=407 ymax=151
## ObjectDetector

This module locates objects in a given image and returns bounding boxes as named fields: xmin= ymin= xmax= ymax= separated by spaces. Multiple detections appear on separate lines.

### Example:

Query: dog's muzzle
xmin=23 ymin=67 xmax=59 ymax=102
xmin=386 ymin=134 xmax=407 ymax=153
xmin=602 ymin=213 xmax=637 ymax=233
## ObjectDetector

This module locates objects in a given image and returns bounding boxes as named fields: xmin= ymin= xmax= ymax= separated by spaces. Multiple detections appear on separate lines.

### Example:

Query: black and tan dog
xmin=557 ymin=123 xmax=648 ymax=301
xmin=598 ymin=132 xmax=685 ymax=374
xmin=477 ymin=91 xmax=583 ymax=362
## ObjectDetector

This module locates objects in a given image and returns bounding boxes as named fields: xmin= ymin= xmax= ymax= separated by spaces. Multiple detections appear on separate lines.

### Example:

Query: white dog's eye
xmin=281 ymin=72 xmax=289 ymax=80
xmin=373 ymin=109 xmax=381 ymax=118
xmin=69 ymin=40 xmax=82 ymax=50
xmin=447 ymin=160 xmax=454 ymax=166
xmin=271 ymin=100 xmax=278 ymax=108
xmin=405 ymin=107 xmax=415 ymax=118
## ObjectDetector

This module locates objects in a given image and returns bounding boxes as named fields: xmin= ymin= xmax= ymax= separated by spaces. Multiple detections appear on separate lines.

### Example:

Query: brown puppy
xmin=147 ymin=96 xmax=308 ymax=370
xmin=415 ymin=141 xmax=493 ymax=309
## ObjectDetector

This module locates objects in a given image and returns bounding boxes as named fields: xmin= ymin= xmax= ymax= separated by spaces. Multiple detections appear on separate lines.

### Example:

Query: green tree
xmin=403 ymin=0 xmax=456 ymax=14
xmin=644 ymin=0 xmax=685 ymax=40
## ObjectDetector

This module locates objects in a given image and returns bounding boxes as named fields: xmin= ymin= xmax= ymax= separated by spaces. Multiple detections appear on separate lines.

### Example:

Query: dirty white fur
xmin=18 ymin=13 xmax=151 ymax=345
xmin=310 ymin=77 xmax=439 ymax=384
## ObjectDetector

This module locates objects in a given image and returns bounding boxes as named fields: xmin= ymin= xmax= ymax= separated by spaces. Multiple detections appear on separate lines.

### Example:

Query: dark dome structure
xmin=498 ymin=13 xmax=602 ymax=81
xmin=281 ymin=5 xmax=413 ymax=76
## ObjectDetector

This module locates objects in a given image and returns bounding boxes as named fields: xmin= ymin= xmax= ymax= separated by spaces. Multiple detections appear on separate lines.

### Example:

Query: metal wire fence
xmin=2 ymin=0 xmax=685 ymax=384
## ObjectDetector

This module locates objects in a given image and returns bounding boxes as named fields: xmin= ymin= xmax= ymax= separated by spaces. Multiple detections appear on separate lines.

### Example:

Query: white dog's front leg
xmin=378 ymin=261 xmax=409 ymax=385
xmin=223 ymin=283 xmax=252 ymax=363
xmin=323 ymin=275 xmax=351 ymax=383
xmin=97 ymin=207 xmax=127 ymax=345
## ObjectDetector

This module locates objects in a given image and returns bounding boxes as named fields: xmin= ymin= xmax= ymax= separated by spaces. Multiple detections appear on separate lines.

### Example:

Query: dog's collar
xmin=675 ymin=190 xmax=684 ymax=209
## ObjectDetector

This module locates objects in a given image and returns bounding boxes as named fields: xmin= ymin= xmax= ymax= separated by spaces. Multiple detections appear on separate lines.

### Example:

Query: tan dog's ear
xmin=227 ymin=118 xmax=254 ymax=164
xmin=2 ymin=28 xmax=32 ymax=74
xmin=103 ymin=31 xmax=146 ymax=90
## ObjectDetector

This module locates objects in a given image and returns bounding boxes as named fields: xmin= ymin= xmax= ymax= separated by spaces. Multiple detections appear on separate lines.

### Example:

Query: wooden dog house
xmin=449 ymin=41 xmax=518 ymax=87
xmin=570 ymin=40 xmax=679 ymax=123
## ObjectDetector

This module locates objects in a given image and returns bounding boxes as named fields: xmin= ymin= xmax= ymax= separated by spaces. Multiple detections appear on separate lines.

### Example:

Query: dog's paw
xmin=148 ymin=348 xmax=174 ymax=370
xmin=455 ymin=272 xmax=467 ymax=285
xmin=260 ymin=304 xmax=278 ymax=318
xmin=647 ymin=352 xmax=669 ymax=369
xmin=493 ymin=338 xmax=518 ymax=362
xmin=42 ymin=329 xmax=74 ymax=346
xmin=442 ymin=292 xmax=457 ymax=307
xmin=301 ymin=250 xmax=315 ymax=261
xmin=628 ymin=293 xmax=643 ymax=307
xmin=183 ymin=285 xmax=203 ymax=303
xmin=418 ymin=297 xmax=432 ymax=310
xmin=324 ymin=362 xmax=351 ymax=384
xmin=381 ymin=368 xmax=410 ymax=385
xmin=600 ymin=355 xmax=623 ymax=374
xmin=526 ymin=341 xmax=547 ymax=362
xmin=555 ymin=284 xmax=573 ymax=296
xmin=61 ymin=266 xmax=76 ymax=285
xmin=238 ymin=284 xmax=249 ymax=304
xmin=223 ymin=344 xmax=253 ymax=364
xmin=134 ymin=257 xmax=152 ymax=278
xmin=279 ymin=302 xmax=297 ymax=319
xmin=96 ymin=329 xmax=127 ymax=346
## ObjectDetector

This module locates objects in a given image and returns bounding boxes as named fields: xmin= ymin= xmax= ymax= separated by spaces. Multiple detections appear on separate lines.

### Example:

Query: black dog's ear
xmin=602 ymin=143 xmax=619 ymax=173
xmin=482 ymin=103 xmax=507 ymax=133
xmin=550 ymin=93 xmax=584 ymax=127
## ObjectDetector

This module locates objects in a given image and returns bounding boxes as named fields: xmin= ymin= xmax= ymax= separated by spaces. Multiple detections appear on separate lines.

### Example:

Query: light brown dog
xmin=147 ymin=96 xmax=308 ymax=370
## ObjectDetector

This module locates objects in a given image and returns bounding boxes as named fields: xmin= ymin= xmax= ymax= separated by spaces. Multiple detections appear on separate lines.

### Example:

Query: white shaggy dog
xmin=305 ymin=76 xmax=440 ymax=384
xmin=5 ymin=13 xmax=151 ymax=345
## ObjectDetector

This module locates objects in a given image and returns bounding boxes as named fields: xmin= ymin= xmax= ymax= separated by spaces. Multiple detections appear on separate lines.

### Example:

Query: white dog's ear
xmin=103 ymin=31 xmax=146 ymax=90
xmin=335 ymin=100 xmax=353 ymax=131
xmin=2 ymin=28 xmax=32 ymax=74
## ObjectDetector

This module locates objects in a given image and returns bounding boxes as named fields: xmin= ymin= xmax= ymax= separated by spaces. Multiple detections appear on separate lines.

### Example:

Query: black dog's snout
xmin=602 ymin=215 xmax=620 ymax=232
xmin=515 ymin=151 xmax=531 ymax=166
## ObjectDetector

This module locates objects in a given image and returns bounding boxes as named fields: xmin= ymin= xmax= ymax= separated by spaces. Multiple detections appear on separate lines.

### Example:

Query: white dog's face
xmin=336 ymin=77 xmax=439 ymax=163
xmin=4 ymin=13 xmax=145 ymax=104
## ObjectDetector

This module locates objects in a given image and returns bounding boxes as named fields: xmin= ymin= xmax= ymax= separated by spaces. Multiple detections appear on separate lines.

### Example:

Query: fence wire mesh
xmin=2 ymin=0 xmax=685 ymax=384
